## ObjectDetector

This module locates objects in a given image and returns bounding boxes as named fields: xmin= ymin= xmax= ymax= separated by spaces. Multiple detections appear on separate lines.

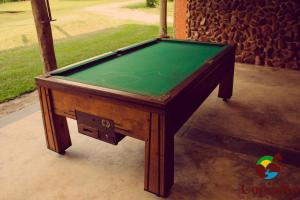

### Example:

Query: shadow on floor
xmin=184 ymin=127 xmax=300 ymax=168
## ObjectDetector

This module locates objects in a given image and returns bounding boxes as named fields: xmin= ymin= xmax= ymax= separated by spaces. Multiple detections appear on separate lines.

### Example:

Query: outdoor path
xmin=85 ymin=0 xmax=173 ymax=24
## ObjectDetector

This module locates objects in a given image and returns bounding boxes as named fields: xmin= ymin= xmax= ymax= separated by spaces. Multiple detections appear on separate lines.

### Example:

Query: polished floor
xmin=0 ymin=63 xmax=300 ymax=200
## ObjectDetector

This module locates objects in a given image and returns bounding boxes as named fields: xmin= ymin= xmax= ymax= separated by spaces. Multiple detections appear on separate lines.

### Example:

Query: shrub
xmin=146 ymin=0 xmax=158 ymax=8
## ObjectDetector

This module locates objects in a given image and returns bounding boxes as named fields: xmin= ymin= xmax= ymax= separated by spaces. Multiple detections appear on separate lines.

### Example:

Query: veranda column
xmin=160 ymin=0 xmax=168 ymax=38
xmin=31 ymin=0 xmax=57 ymax=72
xmin=31 ymin=0 xmax=71 ymax=154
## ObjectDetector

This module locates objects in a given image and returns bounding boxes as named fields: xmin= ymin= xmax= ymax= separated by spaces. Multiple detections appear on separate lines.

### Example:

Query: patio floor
xmin=0 ymin=63 xmax=300 ymax=200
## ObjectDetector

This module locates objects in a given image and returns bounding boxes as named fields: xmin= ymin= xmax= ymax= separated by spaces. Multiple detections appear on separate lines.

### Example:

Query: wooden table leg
xmin=38 ymin=86 xmax=72 ymax=154
xmin=144 ymin=112 xmax=174 ymax=197
xmin=218 ymin=58 xmax=235 ymax=101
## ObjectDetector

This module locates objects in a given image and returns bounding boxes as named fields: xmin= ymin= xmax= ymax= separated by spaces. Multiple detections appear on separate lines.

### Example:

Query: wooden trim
xmin=38 ymin=87 xmax=54 ymax=149
xmin=144 ymin=113 xmax=152 ymax=189
xmin=49 ymin=38 xmax=160 ymax=76
xmin=160 ymin=38 xmax=226 ymax=46
xmin=35 ymin=76 xmax=166 ymax=109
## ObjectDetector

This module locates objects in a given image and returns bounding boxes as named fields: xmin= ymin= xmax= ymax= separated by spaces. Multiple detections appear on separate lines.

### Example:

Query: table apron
xmin=50 ymin=89 xmax=151 ymax=141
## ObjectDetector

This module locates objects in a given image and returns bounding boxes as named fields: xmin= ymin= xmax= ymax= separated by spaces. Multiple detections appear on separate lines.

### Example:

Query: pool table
xmin=35 ymin=38 xmax=235 ymax=197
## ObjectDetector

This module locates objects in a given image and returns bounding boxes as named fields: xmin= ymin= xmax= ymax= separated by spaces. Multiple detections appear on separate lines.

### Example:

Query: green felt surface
xmin=54 ymin=40 xmax=226 ymax=96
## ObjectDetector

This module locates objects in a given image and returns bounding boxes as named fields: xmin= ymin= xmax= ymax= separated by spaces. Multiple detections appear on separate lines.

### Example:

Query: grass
xmin=0 ymin=0 xmax=24 ymax=3
xmin=0 ymin=0 xmax=128 ymax=50
xmin=124 ymin=1 xmax=174 ymax=16
xmin=126 ymin=2 xmax=147 ymax=9
xmin=0 ymin=0 xmax=174 ymax=50
xmin=0 ymin=24 xmax=173 ymax=103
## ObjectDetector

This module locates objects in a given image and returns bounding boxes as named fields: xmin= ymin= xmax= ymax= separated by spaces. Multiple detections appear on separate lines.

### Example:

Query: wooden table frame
xmin=36 ymin=39 xmax=235 ymax=197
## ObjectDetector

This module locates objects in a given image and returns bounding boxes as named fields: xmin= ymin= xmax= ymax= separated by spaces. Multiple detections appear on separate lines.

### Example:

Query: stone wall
xmin=186 ymin=0 xmax=300 ymax=69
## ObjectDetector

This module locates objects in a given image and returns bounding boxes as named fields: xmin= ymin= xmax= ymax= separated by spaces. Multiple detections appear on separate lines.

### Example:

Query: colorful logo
xmin=255 ymin=153 xmax=282 ymax=180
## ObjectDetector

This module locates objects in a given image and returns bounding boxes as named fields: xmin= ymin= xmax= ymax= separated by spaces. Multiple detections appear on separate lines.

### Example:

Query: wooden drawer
xmin=51 ymin=90 xmax=150 ymax=141
xmin=76 ymin=111 xmax=125 ymax=145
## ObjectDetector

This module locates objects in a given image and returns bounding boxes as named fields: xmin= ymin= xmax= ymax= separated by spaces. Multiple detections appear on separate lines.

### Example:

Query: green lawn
xmin=0 ymin=0 xmax=174 ymax=51
xmin=0 ymin=0 xmax=129 ymax=50
xmin=0 ymin=24 xmax=173 ymax=103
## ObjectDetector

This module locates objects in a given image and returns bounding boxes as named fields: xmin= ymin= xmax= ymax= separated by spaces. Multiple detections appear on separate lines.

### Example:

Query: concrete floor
xmin=0 ymin=63 xmax=300 ymax=200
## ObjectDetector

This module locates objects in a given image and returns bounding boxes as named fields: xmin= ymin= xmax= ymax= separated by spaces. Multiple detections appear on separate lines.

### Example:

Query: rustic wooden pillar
xmin=31 ymin=1 xmax=71 ymax=154
xmin=31 ymin=0 xmax=57 ymax=72
xmin=160 ymin=0 xmax=168 ymax=38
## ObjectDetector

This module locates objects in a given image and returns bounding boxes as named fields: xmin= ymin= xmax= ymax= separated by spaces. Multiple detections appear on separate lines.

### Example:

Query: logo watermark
xmin=240 ymin=153 xmax=300 ymax=198
xmin=255 ymin=153 xmax=282 ymax=180
xmin=240 ymin=181 xmax=300 ymax=197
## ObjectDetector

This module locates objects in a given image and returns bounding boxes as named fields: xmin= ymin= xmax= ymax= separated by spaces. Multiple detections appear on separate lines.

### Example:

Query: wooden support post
xmin=31 ymin=0 xmax=57 ymax=72
xmin=144 ymin=112 xmax=174 ymax=197
xmin=160 ymin=0 xmax=168 ymax=38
